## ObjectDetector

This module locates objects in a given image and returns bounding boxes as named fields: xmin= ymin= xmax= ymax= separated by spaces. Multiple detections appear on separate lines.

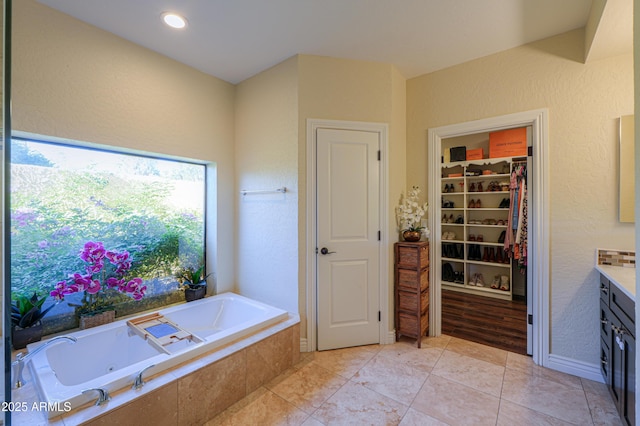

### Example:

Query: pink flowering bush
xmin=51 ymin=241 xmax=146 ymax=315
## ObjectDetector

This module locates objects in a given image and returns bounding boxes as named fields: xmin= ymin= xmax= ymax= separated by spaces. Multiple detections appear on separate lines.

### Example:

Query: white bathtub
xmin=27 ymin=292 xmax=288 ymax=417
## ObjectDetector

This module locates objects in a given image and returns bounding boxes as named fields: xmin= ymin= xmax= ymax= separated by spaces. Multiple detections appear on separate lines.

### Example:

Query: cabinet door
xmin=610 ymin=314 xmax=624 ymax=412
xmin=621 ymin=331 xmax=635 ymax=426
xmin=600 ymin=336 xmax=611 ymax=386
xmin=610 ymin=314 xmax=636 ymax=426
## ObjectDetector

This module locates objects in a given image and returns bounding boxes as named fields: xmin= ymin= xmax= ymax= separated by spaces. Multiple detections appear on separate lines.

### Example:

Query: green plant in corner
xmin=11 ymin=292 xmax=57 ymax=329
xmin=175 ymin=265 xmax=211 ymax=290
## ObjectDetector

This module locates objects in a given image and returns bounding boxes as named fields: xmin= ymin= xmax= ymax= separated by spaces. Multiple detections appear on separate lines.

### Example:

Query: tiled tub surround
xmin=12 ymin=298 xmax=300 ymax=425
xmin=596 ymin=248 xmax=636 ymax=299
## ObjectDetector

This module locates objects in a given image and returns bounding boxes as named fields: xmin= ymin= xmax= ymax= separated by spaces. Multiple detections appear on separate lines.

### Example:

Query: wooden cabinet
xmin=600 ymin=274 xmax=635 ymax=426
xmin=394 ymin=242 xmax=429 ymax=347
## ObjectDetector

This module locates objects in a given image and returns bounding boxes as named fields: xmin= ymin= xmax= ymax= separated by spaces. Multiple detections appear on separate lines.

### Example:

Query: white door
xmin=316 ymin=128 xmax=380 ymax=351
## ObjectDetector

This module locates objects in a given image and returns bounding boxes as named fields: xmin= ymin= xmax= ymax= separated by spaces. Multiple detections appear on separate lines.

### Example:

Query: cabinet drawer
xmin=610 ymin=283 xmax=635 ymax=337
xmin=397 ymin=289 xmax=429 ymax=313
xmin=600 ymin=274 xmax=610 ymax=304
xmin=396 ymin=243 xmax=429 ymax=269
xmin=397 ymin=268 xmax=429 ymax=292
xmin=397 ymin=312 xmax=419 ymax=336
xmin=397 ymin=311 xmax=428 ymax=337
xmin=421 ymin=290 xmax=429 ymax=314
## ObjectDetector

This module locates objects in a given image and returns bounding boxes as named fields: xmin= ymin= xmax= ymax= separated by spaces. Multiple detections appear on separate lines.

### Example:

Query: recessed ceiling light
xmin=162 ymin=12 xmax=187 ymax=29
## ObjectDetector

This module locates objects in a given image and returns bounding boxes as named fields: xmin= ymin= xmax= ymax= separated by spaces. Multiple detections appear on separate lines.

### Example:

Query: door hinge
xmin=378 ymin=311 xmax=381 ymax=322
xmin=528 ymin=314 xmax=533 ymax=325
xmin=378 ymin=231 xmax=381 ymax=241
xmin=528 ymin=146 xmax=533 ymax=157
xmin=377 ymin=150 xmax=381 ymax=161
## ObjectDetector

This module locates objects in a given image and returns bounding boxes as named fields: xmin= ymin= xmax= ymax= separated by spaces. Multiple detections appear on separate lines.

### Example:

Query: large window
xmin=10 ymin=137 xmax=206 ymax=334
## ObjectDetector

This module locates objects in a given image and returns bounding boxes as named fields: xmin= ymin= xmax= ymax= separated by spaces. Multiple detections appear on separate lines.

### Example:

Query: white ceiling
xmin=37 ymin=0 xmax=628 ymax=84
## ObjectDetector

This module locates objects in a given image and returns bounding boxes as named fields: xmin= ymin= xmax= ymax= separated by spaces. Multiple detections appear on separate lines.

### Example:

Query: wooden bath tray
xmin=127 ymin=312 xmax=203 ymax=354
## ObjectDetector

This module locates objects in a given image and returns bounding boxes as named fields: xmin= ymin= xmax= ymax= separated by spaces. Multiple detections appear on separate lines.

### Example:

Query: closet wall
xmin=407 ymin=29 xmax=633 ymax=365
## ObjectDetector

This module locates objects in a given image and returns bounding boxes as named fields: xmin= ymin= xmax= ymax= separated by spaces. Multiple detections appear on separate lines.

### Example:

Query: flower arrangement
xmin=396 ymin=186 xmax=428 ymax=232
xmin=50 ymin=241 xmax=146 ymax=315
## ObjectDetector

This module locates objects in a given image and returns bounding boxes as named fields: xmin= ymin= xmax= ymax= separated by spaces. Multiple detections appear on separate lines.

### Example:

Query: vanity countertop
xmin=596 ymin=264 xmax=636 ymax=300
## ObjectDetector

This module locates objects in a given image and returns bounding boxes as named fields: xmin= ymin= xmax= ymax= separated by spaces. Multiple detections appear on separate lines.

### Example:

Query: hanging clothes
xmin=504 ymin=162 xmax=528 ymax=272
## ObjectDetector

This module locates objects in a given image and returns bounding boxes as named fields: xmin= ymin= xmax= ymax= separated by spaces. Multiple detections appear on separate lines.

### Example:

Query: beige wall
xmin=12 ymin=0 xmax=237 ymax=291
xmin=297 ymin=55 xmax=407 ymax=339
xmin=235 ymin=56 xmax=299 ymax=313
xmin=408 ymin=29 xmax=634 ymax=364
xmin=11 ymin=0 xmax=632 ymax=367
xmin=235 ymin=54 xmax=408 ymax=339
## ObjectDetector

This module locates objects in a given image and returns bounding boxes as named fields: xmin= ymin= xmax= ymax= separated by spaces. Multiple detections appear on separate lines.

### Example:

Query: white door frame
xmin=306 ymin=119 xmax=389 ymax=352
xmin=427 ymin=109 xmax=549 ymax=366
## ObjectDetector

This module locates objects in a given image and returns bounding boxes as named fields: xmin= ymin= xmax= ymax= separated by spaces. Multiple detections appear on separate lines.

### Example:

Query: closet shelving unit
xmin=440 ymin=157 xmax=515 ymax=300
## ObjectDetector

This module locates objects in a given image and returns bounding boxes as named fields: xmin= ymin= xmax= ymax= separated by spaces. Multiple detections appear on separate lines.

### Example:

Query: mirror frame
xmin=620 ymin=115 xmax=635 ymax=223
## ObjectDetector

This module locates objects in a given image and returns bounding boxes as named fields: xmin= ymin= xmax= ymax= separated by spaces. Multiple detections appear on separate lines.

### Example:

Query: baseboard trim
xmin=301 ymin=331 xmax=396 ymax=352
xmin=546 ymin=354 xmax=604 ymax=383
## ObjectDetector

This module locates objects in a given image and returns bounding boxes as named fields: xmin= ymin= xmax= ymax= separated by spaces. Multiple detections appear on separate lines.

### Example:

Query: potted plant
xmin=175 ymin=265 xmax=210 ymax=302
xmin=11 ymin=292 xmax=57 ymax=349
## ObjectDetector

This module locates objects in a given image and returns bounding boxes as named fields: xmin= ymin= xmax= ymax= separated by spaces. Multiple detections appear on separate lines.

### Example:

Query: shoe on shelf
xmin=489 ymin=247 xmax=496 ymax=263
xmin=496 ymin=248 xmax=504 ymax=263
xmin=469 ymin=183 xmax=476 ymax=192
xmin=475 ymin=199 xmax=482 ymax=208
xmin=476 ymin=234 xmax=483 ymax=242
xmin=468 ymin=199 xmax=476 ymax=208
xmin=455 ymin=215 xmax=464 ymax=224
xmin=491 ymin=275 xmax=500 ymax=289
xmin=482 ymin=247 xmax=489 ymax=262
xmin=476 ymin=273 xmax=485 ymax=287
xmin=498 ymin=230 xmax=506 ymax=243
xmin=477 ymin=182 xmax=484 ymax=192
xmin=500 ymin=276 xmax=510 ymax=291
xmin=442 ymin=214 xmax=449 ymax=224
xmin=468 ymin=273 xmax=478 ymax=286
xmin=473 ymin=244 xmax=482 ymax=260
xmin=449 ymin=214 xmax=454 ymax=223
xmin=469 ymin=234 xmax=476 ymax=241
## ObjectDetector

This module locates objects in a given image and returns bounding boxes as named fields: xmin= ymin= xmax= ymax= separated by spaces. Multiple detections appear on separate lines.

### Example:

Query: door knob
xmin=320 ymin=247 xmax=336 ymax=255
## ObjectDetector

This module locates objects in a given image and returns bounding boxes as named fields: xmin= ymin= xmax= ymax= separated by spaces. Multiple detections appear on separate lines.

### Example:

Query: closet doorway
xmin=427 ymin=110 xmax=549 ymax=365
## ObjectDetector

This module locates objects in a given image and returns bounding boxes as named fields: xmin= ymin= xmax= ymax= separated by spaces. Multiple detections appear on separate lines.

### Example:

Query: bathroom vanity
xmin=597 ymin=251 xmax=635 ymax=426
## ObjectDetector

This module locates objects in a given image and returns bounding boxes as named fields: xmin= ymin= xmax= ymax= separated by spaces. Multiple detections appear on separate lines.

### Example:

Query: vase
xmin=80 ymin=310 xmax=116 ymax=329
xmin=185 ymin=286 xmax=206 ymax=302
xmin=12 ymin=322 xmax=43 ymax=350
xmin=402 ymin=230 xmax=421 ymax=242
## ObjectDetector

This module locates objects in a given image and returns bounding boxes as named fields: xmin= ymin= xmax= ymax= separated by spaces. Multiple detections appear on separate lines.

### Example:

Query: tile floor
xmin=206 ymin=335 xmax=622 ymax=426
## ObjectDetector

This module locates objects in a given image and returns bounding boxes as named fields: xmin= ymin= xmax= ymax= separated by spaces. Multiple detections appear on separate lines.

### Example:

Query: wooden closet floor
xmin=442 ymin=289 xmax=527 ymax=355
